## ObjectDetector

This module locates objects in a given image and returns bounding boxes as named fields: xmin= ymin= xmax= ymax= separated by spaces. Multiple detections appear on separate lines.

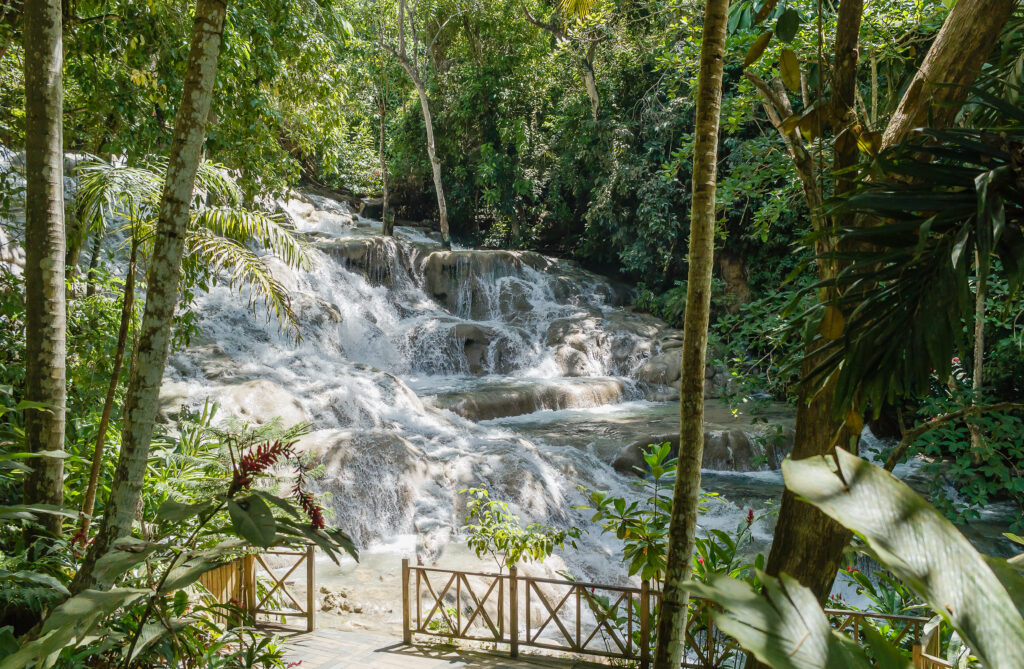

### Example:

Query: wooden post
xmin=509 ymin=566 xmax=519 ymax=659
xmin=912 ymin=644 xmax=923 ymax=668
xmin=306 ymin=544 xmax=316 ymax=633
xmin=243 ymin=554 xmax=256 ymax=620
xmin=402 ymin=558 xmax=412 ymax=645
xmin=640 ymin=580 xmax=650 ymax=669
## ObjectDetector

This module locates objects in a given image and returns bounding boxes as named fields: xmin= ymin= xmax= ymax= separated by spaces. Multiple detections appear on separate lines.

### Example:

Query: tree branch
xmin=884 ymin=402 xmax=1024 ymax=472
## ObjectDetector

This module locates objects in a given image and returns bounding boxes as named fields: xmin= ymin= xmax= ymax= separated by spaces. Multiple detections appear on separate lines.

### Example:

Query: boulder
xmin=317 ymin=236 xmax=410 ymax=287
xmin=216 ymin=379 xmax=311 ymax=428
xmin=429 ymin=377 xmax=627 ymax=421
xmin=612 ymin=425 xmax=794 ymax=475
xmin=636 ymin=349 xmax=683 ymax=386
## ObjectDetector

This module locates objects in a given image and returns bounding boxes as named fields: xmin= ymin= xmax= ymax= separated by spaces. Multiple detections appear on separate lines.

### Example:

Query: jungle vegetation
xmin=0 ymin=0 xmax=1022 ymax=665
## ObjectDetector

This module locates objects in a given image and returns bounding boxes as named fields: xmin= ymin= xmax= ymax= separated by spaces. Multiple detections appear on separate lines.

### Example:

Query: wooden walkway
xmin=283 ymin=629 xmax=609 ymax=668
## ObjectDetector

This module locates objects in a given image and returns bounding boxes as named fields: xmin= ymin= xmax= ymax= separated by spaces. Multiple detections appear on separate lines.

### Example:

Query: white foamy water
xmin=157 ymin=193 xmax=779 ymax=583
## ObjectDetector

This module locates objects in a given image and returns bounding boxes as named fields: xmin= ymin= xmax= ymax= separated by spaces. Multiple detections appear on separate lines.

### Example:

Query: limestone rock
xmin=612 ymin=425 xmax=794 ymax=475
xmin=216 ymin=379 xmax=311 ymax=428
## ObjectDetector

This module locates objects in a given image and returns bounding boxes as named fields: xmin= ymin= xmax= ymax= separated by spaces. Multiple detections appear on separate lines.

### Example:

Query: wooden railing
xmin=913 ymin=622 xmax=953 ymax=669
xmin=401 ymin=561 xmax=932 ymax=668
xmin=198 ymin=545 xmax=316 ymax=632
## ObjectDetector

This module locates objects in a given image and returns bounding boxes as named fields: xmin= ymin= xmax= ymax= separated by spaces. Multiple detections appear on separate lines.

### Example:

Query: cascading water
xmin=160 ymin=192 xmax=789 ymax=582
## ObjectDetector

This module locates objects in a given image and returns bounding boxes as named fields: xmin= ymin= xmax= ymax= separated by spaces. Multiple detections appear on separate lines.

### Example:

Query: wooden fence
xmin=199 ymin=545 xmax=316 ymax=632
xmin=400 ymin=561 xmax=936 ymax=668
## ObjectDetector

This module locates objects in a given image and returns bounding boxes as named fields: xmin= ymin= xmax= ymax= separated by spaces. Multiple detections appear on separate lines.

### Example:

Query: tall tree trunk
xmin=23 ymin=0 xmax=66 ymax=539
xmin=76 ymin=237 xmax=137 ymax=543
xmin=751 ymin=0 xmax=864 ymax=620
xmin=410 ymin=77 xmax=448 ymax=245
xmin=71 ymin=0 xmax=227 ymax=593
xmin=652 ymin=0 xmax=729 ymax=665
xmin=389 ymin=0 xmax=449 ymax=246
xmin=379 ymin=95 xmax=392 ymax=237
xmin=969 ymin=252 xmax=989 ymax=454
xmin=882 ymin=0 xmax=1018 ymax=147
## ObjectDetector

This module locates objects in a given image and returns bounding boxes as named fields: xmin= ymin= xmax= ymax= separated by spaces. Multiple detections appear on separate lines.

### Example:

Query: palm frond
xmin=187 ymin=228 xmax=301 ymax=336
xmin=74 ymin=159 xmax=163 ymax=235
xmin=194 ymin=161 xmax=244 ymax=206
xmin=558 ymin=0 xmax=598 ymax=20
xmin=194 ymin=207 xmax=311 ymax=270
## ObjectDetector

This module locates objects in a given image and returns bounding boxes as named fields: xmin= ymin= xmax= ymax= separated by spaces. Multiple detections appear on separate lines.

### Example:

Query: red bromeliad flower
xmin=697 ymin=556 xmax=704 ymax=566
xmin=292 ymin=471 xmax=327 ymax=530
xmin=230 ymin=440 xmax=296 ymax=496
xmin=746 ymin=508 xmax=754 ymax=526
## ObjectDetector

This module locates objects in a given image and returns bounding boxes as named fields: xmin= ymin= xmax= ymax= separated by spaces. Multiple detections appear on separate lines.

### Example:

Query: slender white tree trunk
xmin=72 ymin=0 xmax=228 ymax=592
xmin=23 ymin=0 xmax=66 ymax=539
xmin=411 ymin=77 xmax=449 ymax=244
xmin=652 ymin=0 xmax=729 ymax=665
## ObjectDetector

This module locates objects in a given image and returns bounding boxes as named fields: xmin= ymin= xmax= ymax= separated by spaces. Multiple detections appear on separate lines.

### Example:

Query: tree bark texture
xmin=882 ymin=0 xmax=1018 ymax=147
xmin=748 ymin=0 xmax=864 ymax=625
xmin=23 ymin=0 xmax=66 ymax=538
xmin=651 ymin=0 xmax=729 ymax=665
xmin=379 ymin=95 xmax=392 ymax=237
xmin=77 ymin=237 xmax=138 ymax=542
xmin=72 ymin=0 xmax=227 ymax=592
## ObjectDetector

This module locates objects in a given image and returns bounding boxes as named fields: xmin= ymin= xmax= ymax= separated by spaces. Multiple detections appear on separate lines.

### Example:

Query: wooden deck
xmin=283 ymin=629 xmax=611 ymax=668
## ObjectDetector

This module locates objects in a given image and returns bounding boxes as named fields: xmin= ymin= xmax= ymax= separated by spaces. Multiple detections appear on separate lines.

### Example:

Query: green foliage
xmin=900 ymin=392 xmax=1024 ymax=533
xmin=691 ymin=449 xmax=1024 ymax=668
xmin=792 ymin=97 xmax=1024 ymax=411
xmin=0 ymin=417 xmax=354 ymax=668
xmin=74 ymin=157 xmax=310 ymax=339
xmin=459 ymin=488 xmax=579 ymax=571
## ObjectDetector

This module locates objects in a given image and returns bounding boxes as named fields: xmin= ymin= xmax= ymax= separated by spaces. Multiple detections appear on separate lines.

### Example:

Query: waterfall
xmin=159 ymin=193 xmax=793 ymax=581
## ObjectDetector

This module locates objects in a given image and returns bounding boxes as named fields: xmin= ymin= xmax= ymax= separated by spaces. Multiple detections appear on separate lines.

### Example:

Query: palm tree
xmin=71 ymin=156 xmax=310 ymax=543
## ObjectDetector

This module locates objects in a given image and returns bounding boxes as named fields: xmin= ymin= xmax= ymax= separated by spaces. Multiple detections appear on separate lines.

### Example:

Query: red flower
xmin=952 ymin=357 xmax=960 ymax=364
xmin=697 ymin=557 xmax=704 ymax=566
xmin=746 ymin=508 xmax=754 ymax=526
xmin=230 ymin=440 xmax=295 ymax=495
xmin=292 ymin=472 xmax=327 ymax=530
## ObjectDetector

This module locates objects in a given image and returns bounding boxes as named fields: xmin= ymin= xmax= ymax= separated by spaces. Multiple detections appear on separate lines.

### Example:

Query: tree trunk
xmin=581 ymin=42 xmax=599 ymax=122
xmin=379 ymin=95 xmax=392 ymax=237
xmin=390 ymin=0 xmax=449 ymax=246
xmin=882 ymin=0 xmax=1017 ymax=147
xmin=84 ymin=229 xmax=104 ymax=297
xmin=71 ymin=0 xmax=227 ymax=593
xmin=651 ymin=0 xmax=729 ymax=664
xmin=969 ymin=252 xmax=989 ymax=454
xmin=23 ymin=0 xmax=66 ymax=539
xmin=749 ymin=0 xmax=1015 ymax=637
xmin=76 ymin=237 xmax=138 ymax=543
xmin=411 ymin=77 xmax=449 ymax=245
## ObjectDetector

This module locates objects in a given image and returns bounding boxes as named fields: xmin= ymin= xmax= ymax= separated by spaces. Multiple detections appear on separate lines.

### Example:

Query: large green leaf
xmin=775 ymin=8 xmax=800 ymax=42
xmin=784 ymin=449 xmax=1024 ymax=666
xmin=93 ymin=537 xmax=157 ymax=584
xmin=228 ymin=495 xmax=277 ymax=547
xmin=160 ymin=558 xmax=223 ymax=593
xmin=0 ymin=588 xmax=148 ymax=669
xmin=686 ymin=571 xmax=885 ymax=669
xmin=157 ymin=498 xmax=216 ymax=523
